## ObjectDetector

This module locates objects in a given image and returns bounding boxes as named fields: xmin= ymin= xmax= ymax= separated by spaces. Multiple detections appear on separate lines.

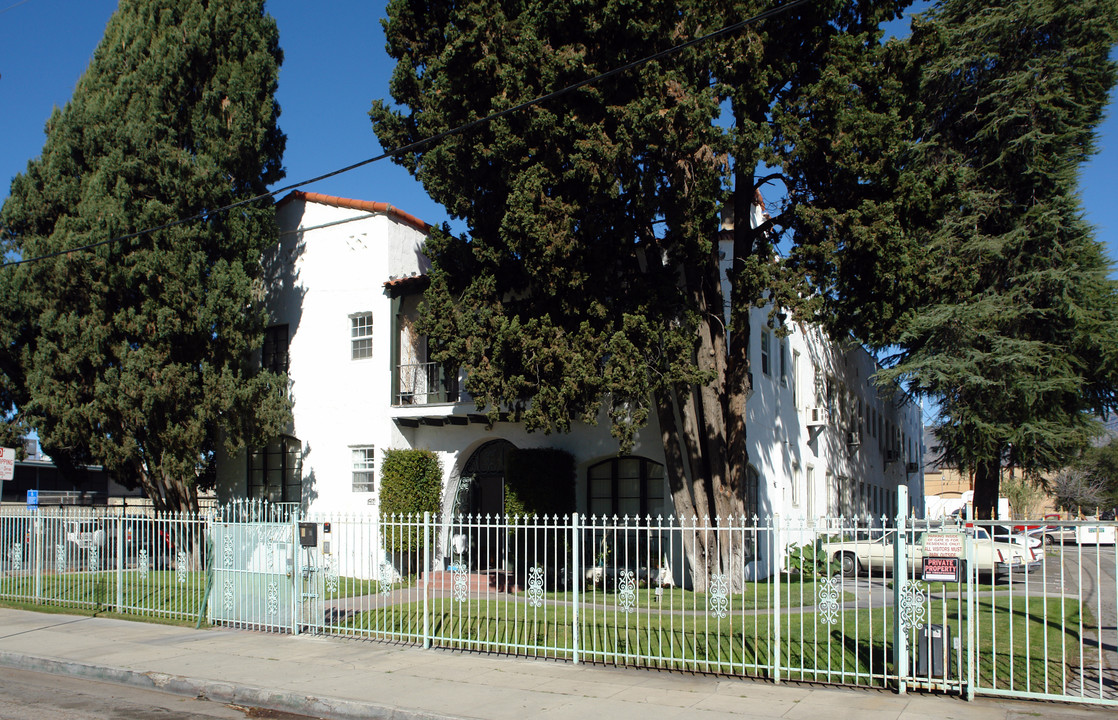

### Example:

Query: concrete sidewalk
xmin=0 ymin=607 xmax=1110 ymax=720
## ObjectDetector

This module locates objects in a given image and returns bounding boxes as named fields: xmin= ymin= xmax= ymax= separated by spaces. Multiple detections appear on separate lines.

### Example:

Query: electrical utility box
xmin=298 ymin=522 xmax=318 ymax=548
xmin=916 ymin=624 xmax=954 ymax=679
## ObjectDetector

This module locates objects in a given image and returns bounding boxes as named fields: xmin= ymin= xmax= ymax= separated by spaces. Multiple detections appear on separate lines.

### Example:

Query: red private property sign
xmin=923 ymin=556 xmax=961 ymax=583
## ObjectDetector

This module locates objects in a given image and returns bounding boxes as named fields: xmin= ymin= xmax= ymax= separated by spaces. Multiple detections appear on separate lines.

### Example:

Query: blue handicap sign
xmin=26 ymin=489 xmax=38 ymax=507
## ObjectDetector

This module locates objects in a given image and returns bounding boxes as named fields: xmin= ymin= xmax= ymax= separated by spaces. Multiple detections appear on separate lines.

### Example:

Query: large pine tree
xmin=874 ymin=0 xmax=1118 ymax=517
xmin=0 ymin=0 xmax=291 ymax=513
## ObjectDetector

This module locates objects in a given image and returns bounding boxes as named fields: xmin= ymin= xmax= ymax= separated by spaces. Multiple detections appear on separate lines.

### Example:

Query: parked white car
xmin=64 ymin=520 xmax=105 ymax=551
xmin=1026 ymin=519 xmax=1117 ymax=546
xmin=992 ymin=525 xmax=1042 ymax=550
xmin=821 ymin=527 xmax=1041 ymax=578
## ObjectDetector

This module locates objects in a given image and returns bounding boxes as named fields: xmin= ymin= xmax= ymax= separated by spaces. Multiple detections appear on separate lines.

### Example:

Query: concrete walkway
xmin=0 ymin=607 xmax=1111 ymax=720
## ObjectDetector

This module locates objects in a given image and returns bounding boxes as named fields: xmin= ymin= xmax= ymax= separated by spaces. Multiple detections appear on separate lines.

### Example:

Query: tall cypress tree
xmin=0 ymin=0 xmax=291 ymax=513
xmin=372 ymin=0 xmax=911 ymax=585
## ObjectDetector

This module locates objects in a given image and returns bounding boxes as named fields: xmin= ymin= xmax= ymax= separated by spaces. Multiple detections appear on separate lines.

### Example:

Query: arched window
xmin=587 ymin=457 xmax=665 ymax=518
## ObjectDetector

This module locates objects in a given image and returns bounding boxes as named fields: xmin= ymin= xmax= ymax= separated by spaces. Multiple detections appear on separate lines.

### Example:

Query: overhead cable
xmin=1 ymin=0 xmax=815 ymax=268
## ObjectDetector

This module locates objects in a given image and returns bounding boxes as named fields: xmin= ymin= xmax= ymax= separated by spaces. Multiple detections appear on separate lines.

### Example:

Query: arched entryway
xmin=454 ymin=439 xmax=514 ymax=518
xmin=449 ymin=439 xmax=515 ymax=570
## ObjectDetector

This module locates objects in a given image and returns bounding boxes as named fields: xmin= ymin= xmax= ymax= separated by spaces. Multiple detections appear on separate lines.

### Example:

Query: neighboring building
xmin=216 ymin=191 xmax=923 ymax=577
xmin=921 ymin=428 xmax=1058 ymax=520
xmin=0 ymin=438 xmax=143 ymax=507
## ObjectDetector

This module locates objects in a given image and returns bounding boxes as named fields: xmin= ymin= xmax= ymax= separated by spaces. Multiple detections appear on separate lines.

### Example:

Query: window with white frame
xmin=760 ymin=328 xmax=771 ymax=376
xmin=351 ymin=312 xmax=373 ymax=360
xmin=352 ymin=446 xmax=375 ymax=492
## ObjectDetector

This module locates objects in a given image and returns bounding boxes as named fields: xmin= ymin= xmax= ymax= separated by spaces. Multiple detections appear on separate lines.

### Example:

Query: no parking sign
xmin=0 ymin=447 xmax=13 ymax=482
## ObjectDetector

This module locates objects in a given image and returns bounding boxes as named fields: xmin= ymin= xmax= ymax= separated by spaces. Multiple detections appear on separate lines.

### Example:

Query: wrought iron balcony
xmin=395 ymin=361 xmax=461 ymax=405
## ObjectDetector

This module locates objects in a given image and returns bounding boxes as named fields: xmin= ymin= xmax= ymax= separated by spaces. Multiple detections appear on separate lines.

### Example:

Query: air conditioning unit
xmin=884 ymin=449 xmax=900 ymax=463
xmin=806 ymin=406 xmax=828 ymax=428
xmin=846 ymin=431 xmax=861 ymax=447
xmin=905 ymin=461 xmax=920 ymax=474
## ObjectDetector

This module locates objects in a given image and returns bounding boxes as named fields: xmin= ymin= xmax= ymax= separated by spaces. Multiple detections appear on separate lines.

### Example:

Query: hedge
xmin=379 ymin=448 xmax=443 ymax=552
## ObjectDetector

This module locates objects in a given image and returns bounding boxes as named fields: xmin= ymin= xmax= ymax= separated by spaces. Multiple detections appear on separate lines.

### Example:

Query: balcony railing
xmin=395 ymin=361 xmax=460 ymax=405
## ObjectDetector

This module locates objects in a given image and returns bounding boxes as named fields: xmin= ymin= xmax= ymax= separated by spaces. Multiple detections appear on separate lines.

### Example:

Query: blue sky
xmin=1 ymin=0 xmax=1116 ymax=276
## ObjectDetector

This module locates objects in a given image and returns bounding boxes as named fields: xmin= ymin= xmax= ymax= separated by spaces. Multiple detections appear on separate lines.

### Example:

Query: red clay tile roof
xmin=383 ymin=274 xmax=431 ymax=296
xmin=277 ymin=190 xmax=430 ymax=233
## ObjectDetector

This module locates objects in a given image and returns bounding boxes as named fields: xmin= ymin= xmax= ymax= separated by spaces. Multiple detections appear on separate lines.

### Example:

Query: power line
xmin=0 ymin=0 xmax=35 ymax=17
xmin=1 ymin=0 xmax=815 ymax=269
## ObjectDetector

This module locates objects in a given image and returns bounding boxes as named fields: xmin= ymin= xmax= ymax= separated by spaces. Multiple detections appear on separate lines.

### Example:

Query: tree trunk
xmin=133 ymin=456 xmax=198 ymax=516
xmin=972 ymin=455 xmax=1002 ymax=519
xmin=656 ymin=387 xmax=712 ymax=591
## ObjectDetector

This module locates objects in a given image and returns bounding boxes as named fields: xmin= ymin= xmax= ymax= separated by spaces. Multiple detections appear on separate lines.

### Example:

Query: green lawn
xmin=0 ymin=569 xmax=207 ymax=618
xmin=324 ymin=574 xmax=415 ymax=600
xmin=1 ymin=567 xmax=1087 ymax=694
xmin=332 ymin=588 xmax=1084 ymax=689
xmin=548 ymin=577 xmax=848 ymax=611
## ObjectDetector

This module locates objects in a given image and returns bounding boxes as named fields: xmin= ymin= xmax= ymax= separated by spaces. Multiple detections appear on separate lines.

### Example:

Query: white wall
xmin=217 ymin=195 xmax=431 ymax=515
xmin=218 ymin=193 xmax=924 ymax=578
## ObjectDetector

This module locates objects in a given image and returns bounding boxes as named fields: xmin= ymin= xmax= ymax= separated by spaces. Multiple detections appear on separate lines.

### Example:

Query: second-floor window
xmin=351 ymin=312 xmax=373 ymax=360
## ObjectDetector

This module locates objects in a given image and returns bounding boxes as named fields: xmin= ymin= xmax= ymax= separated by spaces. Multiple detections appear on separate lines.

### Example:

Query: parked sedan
xmin=1025 ymin=519 xmax=1117 ymax=546
xmin=992 ymin=525 xmax=1042 ymax=550
xmin=821 ymin=528 xmax=1041 ymax=578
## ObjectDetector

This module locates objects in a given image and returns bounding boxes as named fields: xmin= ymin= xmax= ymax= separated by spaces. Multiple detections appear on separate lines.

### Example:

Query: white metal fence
xmin=1 ymin=500 xmax=1114 ymax=706
xmin=0 ymin=505 xmax=207 ymax=621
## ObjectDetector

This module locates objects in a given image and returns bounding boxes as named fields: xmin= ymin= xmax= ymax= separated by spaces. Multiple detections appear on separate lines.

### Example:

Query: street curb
xmin=0 ymin=650 xmax=468 ymax=720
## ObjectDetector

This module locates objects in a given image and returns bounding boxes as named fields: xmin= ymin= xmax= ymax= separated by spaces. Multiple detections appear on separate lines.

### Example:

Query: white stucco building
xmin=216 ymin=190 xmax=924 ymax=575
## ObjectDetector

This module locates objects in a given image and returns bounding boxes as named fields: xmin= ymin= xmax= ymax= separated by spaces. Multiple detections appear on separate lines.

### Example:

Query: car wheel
xmin=841 ymin=552 xmax=860 ymax=577
xmin=1044 ymin=534 xmax=1055 ymax=546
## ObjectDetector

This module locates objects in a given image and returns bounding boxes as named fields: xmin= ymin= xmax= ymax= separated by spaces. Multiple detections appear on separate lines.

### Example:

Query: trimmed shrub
xmin=379 ymin=448 xmax=443 ymax=554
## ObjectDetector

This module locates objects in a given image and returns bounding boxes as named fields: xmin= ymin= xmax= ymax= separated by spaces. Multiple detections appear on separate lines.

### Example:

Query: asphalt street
xmin=0 ymin=666 xmax=322 ymax=720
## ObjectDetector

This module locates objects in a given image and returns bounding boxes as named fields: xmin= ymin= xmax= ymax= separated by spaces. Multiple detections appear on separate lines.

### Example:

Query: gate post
xmin=423 ymin=511 xmax=431 ymax=649
xmin=115 ymin=514 xmax=124 ymax=612
xmin=964 ymin=502 xmax=975 ymax=701
xmin=571 ymin=512 xmax=581 ymax=665
xmin=893 ymin=486 xmax=908 ymax=695
xmin=773 ymin=513 xmax=781 ymax=685
xmin=291 ymin=506 xmax=301 ymax=636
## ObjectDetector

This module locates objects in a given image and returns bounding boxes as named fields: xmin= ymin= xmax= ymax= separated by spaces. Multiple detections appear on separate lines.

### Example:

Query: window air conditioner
xmin=806 ymin=407 xmax=827 ymax=428
xmin=884 ymin=449 xmax=900 ymax=463
xmin=846 ymin=431 xmax=860 ymax=447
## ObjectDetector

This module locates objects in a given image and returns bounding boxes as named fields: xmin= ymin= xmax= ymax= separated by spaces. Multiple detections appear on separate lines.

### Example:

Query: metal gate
xmin=878 ymin=493 xmax=1117 ymax=706
xmin=209 ymin=521 xmax=295 ymax=632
